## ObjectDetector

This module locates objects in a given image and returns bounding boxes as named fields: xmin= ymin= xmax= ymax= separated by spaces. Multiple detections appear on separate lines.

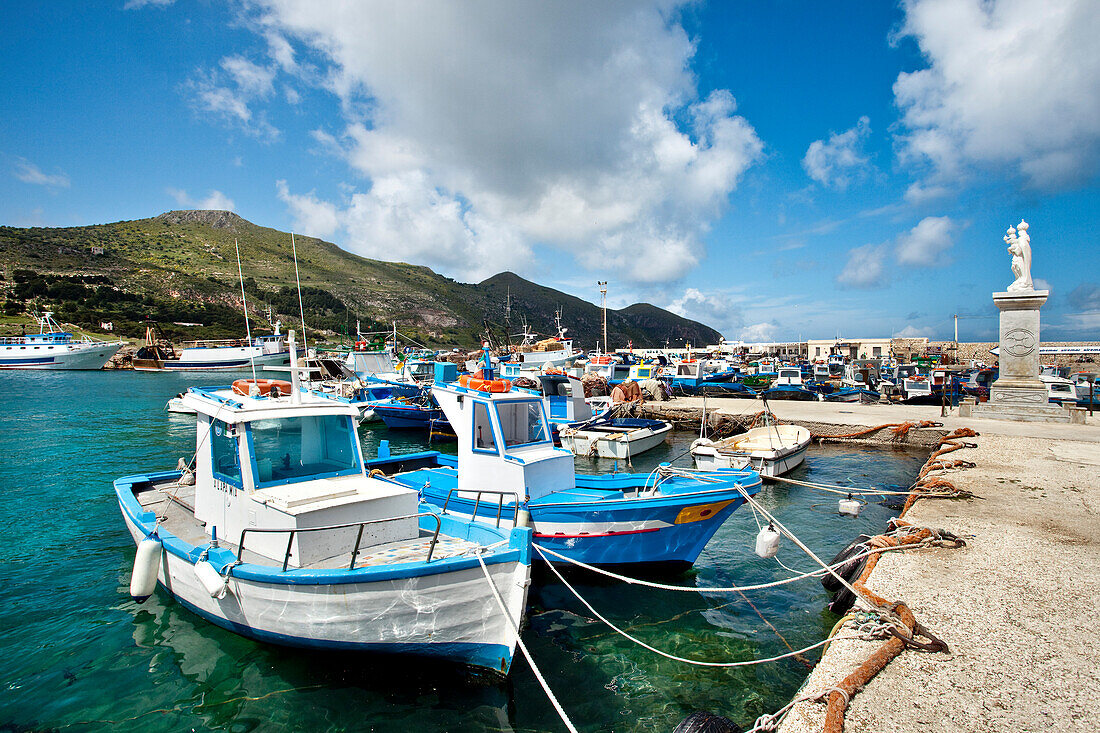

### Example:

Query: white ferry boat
xmin=0 ymin=312 xmax=123 ymax=370
xmin=132 ymin=324 xmax=290 ymax=371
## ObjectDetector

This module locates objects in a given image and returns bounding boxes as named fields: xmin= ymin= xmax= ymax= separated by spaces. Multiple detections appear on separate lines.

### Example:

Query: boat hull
xmin=693 ymin=443 xmax=808 ymax=477
xmin=0 ymin=341 xmax=122 ymax=370
xmin=132 ymin=350 xmax=291 ymax=372
xmin=392 ymin=457 xmax=761 ymax=568
xmin=560 ymin=420 xmax=672 ymax=459
xmin=117 ymin=481 xmax=529 ymax=675
xmin=692 ymin=425 xmax=812 ymax=478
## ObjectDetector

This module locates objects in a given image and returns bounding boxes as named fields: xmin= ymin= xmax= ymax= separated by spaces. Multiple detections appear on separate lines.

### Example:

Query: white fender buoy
xmin=361 ymin=408 xmax=376 ymax=422
xmin=516 ymin=509 xmax=531 ymax=528
xmin=755 ymin=524 xmax=781 ymax=559
xmin=194 ymin=559 xmax=229 ymax=599
xmin=839 ymin=494 xmax=863 ymax=517
xmin=130 ymin=536 xmax=163 ymax=603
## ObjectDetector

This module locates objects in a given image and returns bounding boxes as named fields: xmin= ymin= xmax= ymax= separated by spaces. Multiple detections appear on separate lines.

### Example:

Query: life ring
xmin=232 ymin=379 xmax=293 ymax=397
xmin=355 ymin=340 xmax=368 ymax=351
xmin=458 ymin=374 xmax=512 ymax=393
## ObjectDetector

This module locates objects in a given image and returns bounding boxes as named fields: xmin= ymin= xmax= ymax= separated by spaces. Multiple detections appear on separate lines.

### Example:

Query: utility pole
xmin=598 ymin=281 xmax=608 ymax=354
xmin=954 ymin=313 xmax=959 ymax=366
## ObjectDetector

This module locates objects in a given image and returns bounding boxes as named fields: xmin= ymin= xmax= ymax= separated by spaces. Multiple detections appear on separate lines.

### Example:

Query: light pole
xmin=598 ymin=281 xmax=608 ymax=354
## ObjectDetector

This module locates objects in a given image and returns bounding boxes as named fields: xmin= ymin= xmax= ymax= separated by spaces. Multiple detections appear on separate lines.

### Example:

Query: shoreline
xmin=639 ymin=398 xmax=1100 ymax=732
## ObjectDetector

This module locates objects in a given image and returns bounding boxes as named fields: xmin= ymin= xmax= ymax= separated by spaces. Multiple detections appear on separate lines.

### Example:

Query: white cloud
xmin=1032 ymin=278 xmax=1052 ymax=294
xmin=667 ymin=287 xmax=743 ymax=333
xmin=166 ymin=187 xmax=235 ymax=211
xmin=220 ymin=56 xmax=275 ymax=98
xmin=802 ymin=116 xmax=871 ymax=189
xmin=275 ymin=180 xmax=340 ymax=240
xmin=1062 ymin=311 xmax=1100 ymax=332
xmin=893 ymin=324 xmax=933 ymax=338
xmin=837 ymin=243 xmax=890 ymax=289
xmin=124 ymin=0 xmax=174 ymax=8
xmin=255 ymin=1 xmax=764 ymax=283
xmin=13 ymin=158 xmax=70 ymax=188
xmin=264 ymin=30 xmax=297 ymax=72
xmin=894 ymin=0 xmax=1100 ymax=190
xmin=895 ymin=215 xmax=955 ymax=266
xmin=188 ymin=60 xmax=280 ymax=141
xmin=902 ymin=181 xmax=949 ymax=205
xmin=740 ymin=322 xmax=779 ymax=342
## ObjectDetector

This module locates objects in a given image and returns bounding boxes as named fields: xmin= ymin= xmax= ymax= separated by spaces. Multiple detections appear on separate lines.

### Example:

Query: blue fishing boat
xmin=116 ymin=332 xmax=531 ymax=675
xmin=369 ymin=377 xmax=761 ymax=570
xmin=662 ymin=361 xmax=755 ymax=398
xmin=369 ymin=392 xmax=451 ymax=431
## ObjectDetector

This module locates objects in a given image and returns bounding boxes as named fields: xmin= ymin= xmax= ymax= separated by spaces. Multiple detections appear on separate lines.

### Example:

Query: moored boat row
xmin=118 ymin=331 xmax=765 ymax=675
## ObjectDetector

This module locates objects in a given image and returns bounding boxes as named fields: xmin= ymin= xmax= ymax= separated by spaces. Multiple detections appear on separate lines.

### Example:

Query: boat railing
xmin=236 ymin=512 xmax=443 ymax=571
xmin=441 ymin=489 xmax=521 ymax=528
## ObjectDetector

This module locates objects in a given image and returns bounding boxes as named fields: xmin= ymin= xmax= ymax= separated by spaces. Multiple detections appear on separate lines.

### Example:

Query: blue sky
xmin=2 ymin=0 xmax=1098 ymax=343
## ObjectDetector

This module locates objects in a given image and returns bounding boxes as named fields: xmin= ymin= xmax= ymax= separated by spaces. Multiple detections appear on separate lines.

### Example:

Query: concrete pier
xmin=641 ymin=398 xmax=1100 ymax=731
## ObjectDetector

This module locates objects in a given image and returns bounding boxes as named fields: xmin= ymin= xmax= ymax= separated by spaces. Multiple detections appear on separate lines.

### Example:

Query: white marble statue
xmin=1004 ymin=219 xmax=1033 ymax=292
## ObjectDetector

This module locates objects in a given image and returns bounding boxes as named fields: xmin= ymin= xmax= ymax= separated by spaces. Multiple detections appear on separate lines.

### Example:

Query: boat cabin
xmin=532 ymin=374 xmax=592 ymax=423
xmin=609 ymin=363 xmax=656 ymax=382
xmin=674 ymin=361 xmax=705 ymax=380
xmin=1040 ymin=375 xmax=1077 ymax=404
xmin=346 ymin=349 xmax=395 ymax=379
xmin=432 ymin=383 xmax=575 ymax=502
xmin=183 ymin=387 xmax=418 ymax=567
xmin=773 ymin=367 xmax=804 ymax=387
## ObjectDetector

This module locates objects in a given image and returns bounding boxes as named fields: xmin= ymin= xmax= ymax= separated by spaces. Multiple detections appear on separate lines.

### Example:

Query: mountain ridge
xmin=0 ymin=210 xmax=722 ymax=348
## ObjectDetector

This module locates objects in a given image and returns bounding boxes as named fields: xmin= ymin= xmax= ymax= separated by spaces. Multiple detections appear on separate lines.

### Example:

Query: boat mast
xmin=598 ymin=281 xmax=608 ymax=354
xmin=234 ymin=239 xmax=258 ymax=382
xmin=291 ymin=232 xmax=308 ymax=353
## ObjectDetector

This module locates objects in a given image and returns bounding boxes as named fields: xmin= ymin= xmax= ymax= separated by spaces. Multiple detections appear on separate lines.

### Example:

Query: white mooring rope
xmin=476 ymin=552 xmax=578 ymax=733
xmin=534 ymin=539 xmax=933 ymax=594
xmin=535 ymin=545 xmax=864 ymax=668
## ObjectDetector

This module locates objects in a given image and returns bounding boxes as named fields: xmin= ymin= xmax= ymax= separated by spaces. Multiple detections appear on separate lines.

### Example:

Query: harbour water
xmin=0 ymin=371 xmax=926 ymax=732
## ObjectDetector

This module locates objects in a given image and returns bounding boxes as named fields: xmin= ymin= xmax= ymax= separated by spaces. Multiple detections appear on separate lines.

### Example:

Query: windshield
xmin=496 ymin=401 xmax=549 ymax=447
xmin=249 ymin=415 xmax=360 ymax=486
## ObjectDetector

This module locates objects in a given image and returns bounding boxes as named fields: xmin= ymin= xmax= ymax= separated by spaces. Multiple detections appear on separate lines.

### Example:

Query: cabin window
xmin=249 ymin=415 xmax=359 ymax=486
xmin=472 ymin=401 xmax=497 ymax=453
xmin=210 ymin=420 xmax=242 ymax=487
xmin=496 ymin=401 xmax=548 ymax=447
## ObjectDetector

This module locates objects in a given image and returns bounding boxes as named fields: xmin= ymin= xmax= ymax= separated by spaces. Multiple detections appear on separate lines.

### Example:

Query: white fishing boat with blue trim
xmin=691 ymin=422 xmax=812 ymax=478
xmin=0 ymin=311 xmax=123 ymax=370
xmin=116 ymin=333 xmax=532 ymax=675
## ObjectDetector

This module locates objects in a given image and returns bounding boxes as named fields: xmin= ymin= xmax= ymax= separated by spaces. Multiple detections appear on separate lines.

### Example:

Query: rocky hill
xmin=0 ymin=210 xmax=722 ymax=348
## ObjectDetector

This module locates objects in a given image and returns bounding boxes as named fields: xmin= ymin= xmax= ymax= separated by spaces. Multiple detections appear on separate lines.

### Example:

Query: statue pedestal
xmin=972 ymin=290 xmax=1070 ymax=423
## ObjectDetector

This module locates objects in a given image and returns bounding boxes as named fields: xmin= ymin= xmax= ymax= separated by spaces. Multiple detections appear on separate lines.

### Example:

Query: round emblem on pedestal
xmin=1003 ymin=328 xmax=1036 ymax=357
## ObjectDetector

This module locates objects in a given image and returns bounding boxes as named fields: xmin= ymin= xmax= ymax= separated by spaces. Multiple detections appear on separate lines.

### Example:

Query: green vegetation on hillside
xmin=0 ymin=210 xmax=722 ymax=348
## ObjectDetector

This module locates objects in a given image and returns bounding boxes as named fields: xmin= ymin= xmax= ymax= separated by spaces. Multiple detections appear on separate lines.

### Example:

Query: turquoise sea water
xmin=0 ymin=371 xmax=926 ymax=732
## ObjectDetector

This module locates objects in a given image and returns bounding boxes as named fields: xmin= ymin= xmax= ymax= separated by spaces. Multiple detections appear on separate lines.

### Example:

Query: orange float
xmin=231 ymin=378 xmax=294 ymax=397
xmin=457 ymin=374 xmax=512 ymax=393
